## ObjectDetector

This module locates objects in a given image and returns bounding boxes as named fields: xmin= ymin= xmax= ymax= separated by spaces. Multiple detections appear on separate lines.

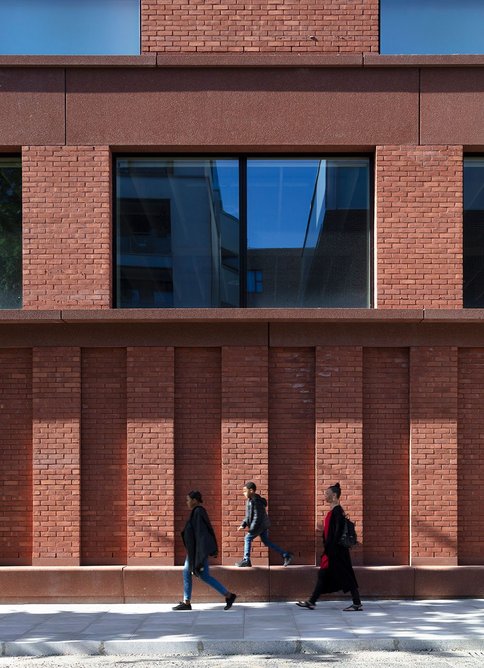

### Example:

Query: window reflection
xmin=116 ymin=158 xmax=240 ymax=308
xmin=0 ymin=158 xmax=22 ymax=309
xmin=115 ymin=157 xmax=371 ymax=309
xmin=246 ymin=159 xmax=370 ymax=307
xmin=464 ymin=158 xmax=484 ymax=307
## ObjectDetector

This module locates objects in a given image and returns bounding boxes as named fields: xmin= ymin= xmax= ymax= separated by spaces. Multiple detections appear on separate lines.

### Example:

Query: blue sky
xmin=0 ymin=0 xmax=140 ymax=55
xmin=381 ymin=0 xmax=484 ymax=55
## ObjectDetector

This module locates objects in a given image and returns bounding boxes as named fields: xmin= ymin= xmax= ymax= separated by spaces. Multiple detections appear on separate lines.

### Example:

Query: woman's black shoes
xmin=296 ymin=600 xmax=315 ymax=610
xmin=343 ymin=604 xmax=363 ymax=611
xmin=224 ymin=593 xmax=237 ymax=610
xmin=172 ymin=601 xmax=192 ymax=611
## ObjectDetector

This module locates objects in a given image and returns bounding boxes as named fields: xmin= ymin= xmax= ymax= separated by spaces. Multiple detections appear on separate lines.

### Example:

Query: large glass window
xmin=381 ymin=0 xmax=484 ymax=55
xmin=115 ymin=157 xmax=371 ymax=309
xmin=0 ymin=158 xmax=22 ymax=308
xmin=464 ymin=157 xmax=484 ymax=308
xmin=0 ymin=0 xmax=140 ymax=56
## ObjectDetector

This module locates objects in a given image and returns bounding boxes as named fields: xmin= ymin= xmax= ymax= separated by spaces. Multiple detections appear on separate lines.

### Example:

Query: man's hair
xmin=244 ymin=481 xmax=257 ymax=491
xmin=188 ymin=490 xmax=203 ymax=503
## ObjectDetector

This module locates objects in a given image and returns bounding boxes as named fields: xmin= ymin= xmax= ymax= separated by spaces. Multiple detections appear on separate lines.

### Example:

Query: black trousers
xmin=309 ymin=568 xmax=361 ymax=606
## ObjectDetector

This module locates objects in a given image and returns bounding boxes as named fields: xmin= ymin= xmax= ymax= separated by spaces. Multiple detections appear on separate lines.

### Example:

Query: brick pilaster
xmin=410 ymin=347 xmax=458 ymax=565
xmin=127 ymin=347 xmax=175 ymax=564
xmin=315 ymin=346 xmax=363 ymax=565
xmin=32 ymin=347 xmax=81 ymax=565
xmin=221 ymin=347 xmax=268 ymax=564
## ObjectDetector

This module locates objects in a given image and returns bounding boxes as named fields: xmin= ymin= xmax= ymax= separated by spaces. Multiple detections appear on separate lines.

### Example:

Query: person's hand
xmin=237 ymin=525 xmax=244 ymax=531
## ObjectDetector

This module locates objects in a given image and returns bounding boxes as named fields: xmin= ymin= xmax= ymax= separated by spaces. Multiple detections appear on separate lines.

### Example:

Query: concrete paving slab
xmin=1 ymin=600 xmax=484 ymax=657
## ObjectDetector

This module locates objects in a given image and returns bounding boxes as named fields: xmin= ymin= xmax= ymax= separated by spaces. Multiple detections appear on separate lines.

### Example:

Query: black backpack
xmin=339 ymin=514 xmax=358 ymax=549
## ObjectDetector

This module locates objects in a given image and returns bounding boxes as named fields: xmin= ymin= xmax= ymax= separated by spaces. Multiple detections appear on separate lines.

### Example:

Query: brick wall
xmin=221 ymin=347 xmax=269 ymax=564
xmin=141 ymin=1 xmax=379 ymax=53
xmin=269 ymin=348 xmax=315 ymax=564
xmin=32 ymin=347 xmax=81 ymax=565
xmin=458 ymin=349 xmax=484 ymax=565
xmin=127 ymin=347 xmax=175 ymax=564
xmin=81 ymin=348 xmax=127 ymax=565
xmin=22 ymin=146 xmax=111 ymax=309
xmin=410 ymin=347 xmax=458 ymax=565
xmin=1 ymin=343 xmax=484 ymax=568
xmin=376 ymin=146 xmax=463 ymax=308
xmin=174 ymin=348 xmax=222 ymax=565
xmin=315 ymin=347 xmax=364 ymax=566
xmin=0 ymin=350 xmax=32 ymax=565
xmin=363 ymin=348 xmax=409 ymax=565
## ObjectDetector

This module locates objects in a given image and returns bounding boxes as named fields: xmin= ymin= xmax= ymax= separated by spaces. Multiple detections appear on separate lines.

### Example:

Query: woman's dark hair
xmin=188 ymin=490 xmax=203 ymax=503
xmin=329 ymin=483 xmax=341 ymax=499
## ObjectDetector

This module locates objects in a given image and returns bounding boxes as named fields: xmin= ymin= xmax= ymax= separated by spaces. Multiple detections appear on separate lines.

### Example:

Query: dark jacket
xmin=320 ymin=504 xmax=359 ymax=594
xmin=181 ymin=505 xmax=218 ymax=574
xmin=240 ymin=494 xmax=271 ymax=537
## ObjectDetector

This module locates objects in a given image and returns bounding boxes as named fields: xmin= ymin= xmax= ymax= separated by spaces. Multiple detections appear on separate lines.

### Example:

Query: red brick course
xmin=141 ymin=1 xmax=379 ymax=53
xmin=376 ymin=145 xmax=463 ymax=309
xmin=22 ymin=146 xmax=111 ymax=310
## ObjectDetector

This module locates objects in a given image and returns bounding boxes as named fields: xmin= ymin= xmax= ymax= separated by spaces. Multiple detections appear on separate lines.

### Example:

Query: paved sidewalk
xmin=0 ymin=600 xmax=483 ymax=657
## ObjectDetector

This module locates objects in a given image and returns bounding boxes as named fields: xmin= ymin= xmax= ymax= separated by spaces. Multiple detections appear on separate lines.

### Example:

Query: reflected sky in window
xmin=0 ymin=0 xmax=140 ymax=55
xmin=381 ymin=0 xmax=484 ymax=55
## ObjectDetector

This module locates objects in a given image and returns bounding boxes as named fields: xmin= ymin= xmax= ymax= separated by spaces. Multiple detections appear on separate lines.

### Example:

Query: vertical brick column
xmin=221 ymin=347 xmax=268 ymax=564
xmin=269 ymin=348 xmax=315 ymax=564
xmin=410 ymin=347 xmax=458 ymax=565
xmin=141 ymin=1 xmax=379 ymax=54
xmin=32 ymin=347 xmax=81 ymax=565
xmin=315 ymin=347 xmax=363 ymax=565
xmin=363 ymin=348 xmax=410 ymax=565
xmin=127 ymin=347 xmax=174 ymax=564
xmin=0 ymin=350 xmax=32 ymax=565
xmin=174 ymin=349 xmax=221 ymax=565
xmin=376 ymin=145 xmax=463 ymax=308
xmin=458 ymin=349 xmax=484 ymax=565
xmin=22 ymin=145 xmax=111 ymax=309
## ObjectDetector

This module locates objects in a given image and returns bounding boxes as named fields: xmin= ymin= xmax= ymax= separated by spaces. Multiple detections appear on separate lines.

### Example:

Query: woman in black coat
xmin=297 ymin=483 xmax=363 ymax=611
xmin=172 ymin=490 xmax=237 ymax=611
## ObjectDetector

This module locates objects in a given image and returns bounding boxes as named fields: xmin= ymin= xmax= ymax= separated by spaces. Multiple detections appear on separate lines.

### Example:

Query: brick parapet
xmin=141 ymin=1 xmax=379 ymax=54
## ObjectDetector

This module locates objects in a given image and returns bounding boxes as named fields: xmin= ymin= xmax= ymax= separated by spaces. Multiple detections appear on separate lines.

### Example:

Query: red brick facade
xmin=141 ymin=1 xmax=379 ymax=54
xmin=1 ymin=1 xmax=484 ymax=599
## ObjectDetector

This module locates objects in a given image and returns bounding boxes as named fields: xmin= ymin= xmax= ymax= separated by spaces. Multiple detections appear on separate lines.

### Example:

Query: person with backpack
xmin=296 ymin=482 xmax=363 ymax=612
xmin=172 ymin=490 xmax=237 ymax=611
xmin=235 ymin=481 xmax=294 ymax=567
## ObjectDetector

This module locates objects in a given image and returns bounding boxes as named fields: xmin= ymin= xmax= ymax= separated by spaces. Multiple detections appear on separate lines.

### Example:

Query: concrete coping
xmin=1 ymin=54 xmax=484 ymax=69
xmin=2 ymin=308 xmax=484 ymax=325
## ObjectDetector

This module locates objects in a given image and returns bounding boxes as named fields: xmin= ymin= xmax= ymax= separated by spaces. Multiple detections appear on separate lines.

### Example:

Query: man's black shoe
xmin=235 ymin=559 xmax=252 ymax=567
xmin=172 ymin=601 xmax=192 ymax=611
xmin=224 ymin=592 xmax=237 ymax=610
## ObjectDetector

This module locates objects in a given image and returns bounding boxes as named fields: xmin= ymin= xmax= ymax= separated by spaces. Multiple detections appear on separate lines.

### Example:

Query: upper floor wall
xmin=141 ymin=1 xmax=379 ymax=54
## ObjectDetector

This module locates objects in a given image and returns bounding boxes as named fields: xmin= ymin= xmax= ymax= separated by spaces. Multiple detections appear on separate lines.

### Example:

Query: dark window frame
xmin=463 ymin=154 xmax=484 ymax=308
xmin=112 ymin=153 xmax=375 ymax=309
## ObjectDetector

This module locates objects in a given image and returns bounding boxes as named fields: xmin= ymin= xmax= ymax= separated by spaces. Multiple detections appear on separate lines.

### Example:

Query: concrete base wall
xmin=1 ymin=566 xmax=483 ymax=603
